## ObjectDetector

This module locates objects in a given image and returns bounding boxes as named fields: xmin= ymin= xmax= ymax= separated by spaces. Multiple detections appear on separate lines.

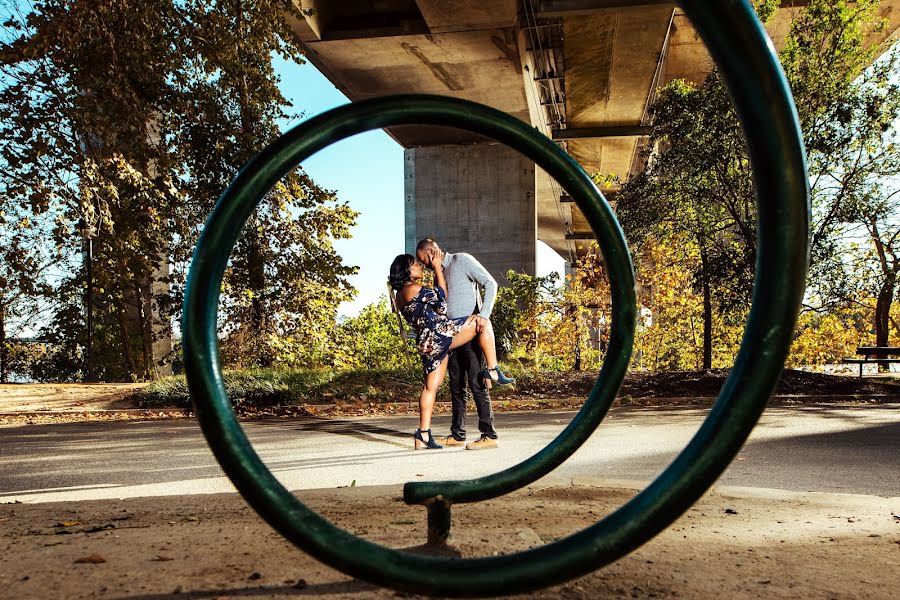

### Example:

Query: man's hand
xmin=430 ymin=248 xmax=445 ymax=271
xmin=473 ymin=315 xmax=488 ymax=333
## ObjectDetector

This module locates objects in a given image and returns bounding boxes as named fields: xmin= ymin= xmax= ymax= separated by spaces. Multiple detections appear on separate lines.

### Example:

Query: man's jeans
xmin=446 ymin=340 xmax=498 ymax=440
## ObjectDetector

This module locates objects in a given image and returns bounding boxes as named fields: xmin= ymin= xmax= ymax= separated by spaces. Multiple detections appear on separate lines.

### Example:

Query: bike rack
xmin=181 ymin=1 xmax=810 ymax=595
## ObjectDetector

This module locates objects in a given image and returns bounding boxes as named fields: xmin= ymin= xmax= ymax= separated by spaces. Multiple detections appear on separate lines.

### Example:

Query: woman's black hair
xmin=389 ymin=254 xmax=415 ymax=291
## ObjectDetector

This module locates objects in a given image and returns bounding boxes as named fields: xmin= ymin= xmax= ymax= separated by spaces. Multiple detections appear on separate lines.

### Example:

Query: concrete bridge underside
xmin=289 ymin=0 xmax=899 ymax=280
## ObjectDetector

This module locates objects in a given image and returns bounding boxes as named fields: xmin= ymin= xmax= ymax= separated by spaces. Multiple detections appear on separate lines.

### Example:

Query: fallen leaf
xmin=74 ymin=553 xmax=106 ymax=564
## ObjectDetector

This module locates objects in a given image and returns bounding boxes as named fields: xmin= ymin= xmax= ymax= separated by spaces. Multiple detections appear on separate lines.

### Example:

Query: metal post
xmin=426 ymin=498 xmax=452 ymax=545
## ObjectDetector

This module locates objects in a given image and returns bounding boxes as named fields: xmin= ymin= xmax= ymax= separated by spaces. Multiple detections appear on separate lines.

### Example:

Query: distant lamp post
xmin=78 ymin=218 xmax=96 ymax=382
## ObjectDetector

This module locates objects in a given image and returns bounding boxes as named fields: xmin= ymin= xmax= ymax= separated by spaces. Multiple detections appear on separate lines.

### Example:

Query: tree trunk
xmin=875 ymin=274 xmax=895 ymax=371
xmin=867 ymin=218 xmax=897 ymax=371
xmin=116 ymin=304 xmax=138 ymax=382
xmin=0 ymin=303 xmax=7 ymax=384
xmin=133 ymin=284 xmax=150 ymax=376
xmin=245 ymin=223 xmax=269 ymax=367
xmin=569 ymin=303 xmax=581 ymax=371
xmin=134 ymin=282 xmax=155 ymax=380
xmin=700 ymin=246 xmax=713 ymax=370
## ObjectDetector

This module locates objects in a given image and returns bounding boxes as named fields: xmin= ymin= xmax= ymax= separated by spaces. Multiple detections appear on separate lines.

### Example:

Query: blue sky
xmin=273 ymin=56 xmax=565 ymax=317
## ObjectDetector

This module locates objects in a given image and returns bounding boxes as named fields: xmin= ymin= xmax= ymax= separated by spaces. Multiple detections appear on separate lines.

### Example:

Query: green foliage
xmin=617 ymin=0 xmax=900 ymax=359
xmin=136 ymin=358 xmax=550 ymax=409
xmin=0 ymin=1 xmax=358 ymax=380
xmin=491 ymin=254 xmax=614 ymax=372
xmin=171 ymin=0 xmax=358 ymax=369
xmin=491 ymin=270 xmax=565 ymax=366
xmin=264 ymin=296 xmax=413 ymax=371
xmin=333 ymin=297 xmax=412 ymax=370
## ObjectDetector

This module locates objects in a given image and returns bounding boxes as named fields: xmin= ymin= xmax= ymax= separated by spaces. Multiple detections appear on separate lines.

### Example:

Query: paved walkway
xmin=2 ymin=405 xmax=899 ymax=503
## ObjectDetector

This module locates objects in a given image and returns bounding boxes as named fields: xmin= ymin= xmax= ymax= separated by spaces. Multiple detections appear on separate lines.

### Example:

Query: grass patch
xmin=136 ymin=361 xmax=545 ymax=409
xmin=136 ymin=367 xmax=423 ymax=409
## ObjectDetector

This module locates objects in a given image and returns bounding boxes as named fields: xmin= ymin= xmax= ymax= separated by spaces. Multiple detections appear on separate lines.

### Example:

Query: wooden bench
xmin=843 ymin=346 xmax=900 ymax=377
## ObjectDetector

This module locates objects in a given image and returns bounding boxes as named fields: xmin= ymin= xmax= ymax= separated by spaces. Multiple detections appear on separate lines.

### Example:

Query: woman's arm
xmin=431 ymin=249 xmax=447 ymax=296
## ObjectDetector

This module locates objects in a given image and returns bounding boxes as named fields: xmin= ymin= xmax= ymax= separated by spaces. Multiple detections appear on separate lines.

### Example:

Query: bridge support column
xmin=404 ymin=144 xmax=536 ymax=286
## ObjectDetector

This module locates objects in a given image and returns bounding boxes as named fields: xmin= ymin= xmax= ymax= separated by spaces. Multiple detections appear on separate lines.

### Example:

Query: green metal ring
xmin=183 ymin=94 xmax=636 ymax=593
xmin=183 ymin=0 xmax=809 ymax=594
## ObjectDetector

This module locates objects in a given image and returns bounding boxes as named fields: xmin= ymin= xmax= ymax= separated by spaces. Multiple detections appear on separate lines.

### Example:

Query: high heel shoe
xmin=481 ymin=366 xmax=515 ymax=386
xmin=414 ymin=428 xmax=444 ymax=450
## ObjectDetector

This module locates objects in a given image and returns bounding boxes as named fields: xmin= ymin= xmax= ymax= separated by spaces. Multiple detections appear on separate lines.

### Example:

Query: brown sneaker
xmin=465 ymin=436 xmax=498 ymax=450
xmin=439 ymin=435 xmax=466 ymax=447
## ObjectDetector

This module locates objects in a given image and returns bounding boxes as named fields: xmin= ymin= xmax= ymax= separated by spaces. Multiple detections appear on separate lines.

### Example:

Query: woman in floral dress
xmin=389 ymin=249 xmax=513 ymax=449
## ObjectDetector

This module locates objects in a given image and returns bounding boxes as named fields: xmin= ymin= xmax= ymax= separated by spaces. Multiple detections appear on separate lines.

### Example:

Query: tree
xmin=0 ymin=0 xmax=358 ymax=379
xmin=0 ymin=205 xmax=63 ymax=382
xmin=783 ymin=0 xmax=900 ymax=350
xmin=169 ymin=0 xmax=358 ymax=369
xmin=616 ymin=0 xmax=900 ymax=364
xmin=1 ymin=0 xmax=187 ymax=380
xmin=848 ymin=185 xmax=900 ymax=348
xmin=615 ymin=74 xmax=754 ymax=369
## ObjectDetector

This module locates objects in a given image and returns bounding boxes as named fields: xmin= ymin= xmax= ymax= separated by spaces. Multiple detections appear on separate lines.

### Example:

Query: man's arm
xmin=459 ymin=253 xmax=497 ymax=318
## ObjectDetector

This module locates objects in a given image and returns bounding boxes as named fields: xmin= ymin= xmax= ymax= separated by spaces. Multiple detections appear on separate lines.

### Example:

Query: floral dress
xmin=400 ymin=286 xmax=469 ymax=376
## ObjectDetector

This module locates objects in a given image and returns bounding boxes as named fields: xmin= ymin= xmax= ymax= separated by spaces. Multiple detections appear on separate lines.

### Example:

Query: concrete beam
xmin=538 ymin=0 xmax=673 ymax=17
xmin=552 ymin=126 xmax=651 ymax=140
xmin=537 ymin=0 xmax=811 ymax=16
xmin=295 ymin=0 xmax=429 ymax=41
xmin=414 ymin=0 xmax=518 ymax=33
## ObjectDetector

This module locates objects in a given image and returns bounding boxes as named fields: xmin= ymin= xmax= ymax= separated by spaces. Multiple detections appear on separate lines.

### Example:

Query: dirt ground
xmin=0 ymin=482 xmax=897 ymax=599
xmin=1 ymin=369 xmax=896 ymax=426
xmin=519 ymin=369 xmax=900 ymax=401
xmin=0 ymin=383 xmax=144 ymax=412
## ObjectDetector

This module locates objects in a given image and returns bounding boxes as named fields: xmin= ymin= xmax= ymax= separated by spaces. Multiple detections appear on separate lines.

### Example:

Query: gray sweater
xmin=441 ymin=252 xmax=498 ymax=319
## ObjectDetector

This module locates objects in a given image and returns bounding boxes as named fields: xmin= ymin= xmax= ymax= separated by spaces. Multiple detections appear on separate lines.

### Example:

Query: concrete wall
xmin=404 ymin=143 xmax=536 ymax=286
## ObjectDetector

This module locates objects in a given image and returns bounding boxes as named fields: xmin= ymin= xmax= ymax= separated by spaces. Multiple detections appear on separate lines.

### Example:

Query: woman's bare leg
xmin=419 ymin=357 xmax=449 ymax=437
xmin=474 ymin=319 xmax=498 ymax=368
xmin=449 ymin=317 xmax=499 ymax=369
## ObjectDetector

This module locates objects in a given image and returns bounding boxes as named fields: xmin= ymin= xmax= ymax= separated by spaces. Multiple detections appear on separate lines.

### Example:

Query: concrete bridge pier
xmin=404 ymin=143 xmax=536 ymax=286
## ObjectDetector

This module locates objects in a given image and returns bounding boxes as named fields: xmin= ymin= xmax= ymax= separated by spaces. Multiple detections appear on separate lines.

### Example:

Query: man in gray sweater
xmin=416 ymin=238 xmax=500 ymax=450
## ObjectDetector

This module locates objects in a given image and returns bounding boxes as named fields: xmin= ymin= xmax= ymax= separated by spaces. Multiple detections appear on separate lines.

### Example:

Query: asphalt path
xmin=1 ymin=404 xmax=898 ymax=503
